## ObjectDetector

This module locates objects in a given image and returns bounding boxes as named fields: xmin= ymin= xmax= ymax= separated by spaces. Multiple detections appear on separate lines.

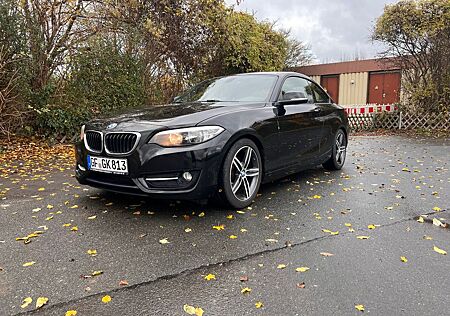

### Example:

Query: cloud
xmin=226 ymin=0 xmax=398 ymax=63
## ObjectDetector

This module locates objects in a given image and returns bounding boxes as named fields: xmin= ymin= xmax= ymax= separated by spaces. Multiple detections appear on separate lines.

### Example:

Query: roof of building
xmin=293 ymin=57 xmax=401 ymax=76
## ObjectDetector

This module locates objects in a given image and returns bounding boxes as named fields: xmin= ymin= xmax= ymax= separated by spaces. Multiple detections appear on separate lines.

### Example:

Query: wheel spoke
xmin=246 ymin=168 xmax=259 ymax=177
xmin=232 ymin=176 xmax=243 ymax=194
xmin=242 ymin=177 xmax=251 ymax=199
xmin=233 ymin=157 xmax=243 ymax=172
xmin=243 ymin=147 xmax=252 ymax=169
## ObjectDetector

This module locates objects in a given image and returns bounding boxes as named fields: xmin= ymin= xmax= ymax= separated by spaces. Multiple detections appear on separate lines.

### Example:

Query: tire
xmin=220 ymin=139 xmax=262 ymax=209
xmin=323 ymin=129 xmax=347 ymax=171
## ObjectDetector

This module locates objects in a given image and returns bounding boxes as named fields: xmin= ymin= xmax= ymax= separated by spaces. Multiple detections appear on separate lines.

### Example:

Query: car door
xmin=309 ymin=81 xmax=336 ymax=158
xmin=275 ymin=76 xmax=324 ymax=169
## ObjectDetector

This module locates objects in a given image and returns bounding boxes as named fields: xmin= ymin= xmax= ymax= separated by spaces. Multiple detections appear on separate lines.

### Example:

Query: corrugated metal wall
xmin=310 ymin=75 xmax=321 ymax=84
xmin=338 ymin=72 xmax=368 ymax=105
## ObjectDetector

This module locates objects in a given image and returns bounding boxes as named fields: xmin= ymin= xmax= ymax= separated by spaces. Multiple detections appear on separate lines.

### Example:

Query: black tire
xmin=219 ymin=138 xmax=262 ymax=209
xmin=323 ymin=129 xmax=347 ymax=171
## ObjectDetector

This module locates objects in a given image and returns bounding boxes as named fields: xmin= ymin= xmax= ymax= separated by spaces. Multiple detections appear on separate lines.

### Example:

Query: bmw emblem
xmin=106 ymin=123 xmax=118 ymax=130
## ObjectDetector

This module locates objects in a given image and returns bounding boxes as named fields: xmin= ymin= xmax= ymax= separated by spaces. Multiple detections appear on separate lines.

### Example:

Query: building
xmin=294 ymin=58 xmax=402 ymax=106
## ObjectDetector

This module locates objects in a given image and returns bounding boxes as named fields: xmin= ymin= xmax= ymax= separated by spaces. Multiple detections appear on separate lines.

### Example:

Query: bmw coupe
xmin=75 ymin=72 xmax=349 ymax=208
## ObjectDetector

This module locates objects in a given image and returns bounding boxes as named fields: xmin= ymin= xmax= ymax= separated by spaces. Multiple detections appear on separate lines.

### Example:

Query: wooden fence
xmin=348 ymin=111 xmax=450 ymax=132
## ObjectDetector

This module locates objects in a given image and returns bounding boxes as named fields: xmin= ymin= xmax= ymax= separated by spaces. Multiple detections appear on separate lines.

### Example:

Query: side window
xmin=279 ymin=77 xmax=314 ymax=103
xmin=310 ymin=83 xmax=330 ymax=103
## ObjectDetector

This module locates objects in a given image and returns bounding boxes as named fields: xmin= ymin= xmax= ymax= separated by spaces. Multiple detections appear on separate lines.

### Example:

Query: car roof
xmin=233 ymin=71 xmax=310 ymax=79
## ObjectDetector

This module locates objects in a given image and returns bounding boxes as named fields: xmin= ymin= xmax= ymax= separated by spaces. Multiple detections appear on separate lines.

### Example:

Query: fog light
xmin=182 ymin=172 xmax=193 ymax=182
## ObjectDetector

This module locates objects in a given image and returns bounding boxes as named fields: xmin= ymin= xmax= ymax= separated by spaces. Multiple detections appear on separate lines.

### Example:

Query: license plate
xmin=87 ymin=155 xmax=128 ymax=175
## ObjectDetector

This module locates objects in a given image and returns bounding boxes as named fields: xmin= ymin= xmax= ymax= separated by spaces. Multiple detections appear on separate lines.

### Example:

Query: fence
xmin=348 ymin=111 xmax=450 ymax=132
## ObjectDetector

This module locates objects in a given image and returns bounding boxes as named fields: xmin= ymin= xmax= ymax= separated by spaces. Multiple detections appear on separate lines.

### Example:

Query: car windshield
xmin=175 ymin=74 xmax=278 ymax=103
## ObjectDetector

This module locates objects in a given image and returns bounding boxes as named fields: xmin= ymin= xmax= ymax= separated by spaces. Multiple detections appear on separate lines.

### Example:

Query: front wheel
xmin=323 ymin=129 xmax=347 ymax=171
xmin=220 ymin=139 xmax=262 ymax=209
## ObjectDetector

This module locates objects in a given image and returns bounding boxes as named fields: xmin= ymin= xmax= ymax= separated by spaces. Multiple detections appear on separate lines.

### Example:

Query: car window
xmin=310 ymin=83 xmax=330 ymax=103
xmin=279 ymin=77 xmax=314 ymax=103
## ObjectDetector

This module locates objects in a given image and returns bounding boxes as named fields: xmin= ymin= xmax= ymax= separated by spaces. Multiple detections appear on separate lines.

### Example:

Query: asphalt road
xmin=1 ymin=136 xmax=449 ymax=316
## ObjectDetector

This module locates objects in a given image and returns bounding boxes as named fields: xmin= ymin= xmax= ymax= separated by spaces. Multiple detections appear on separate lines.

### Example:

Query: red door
xmin=368 ymin=72 xmax=401 ymax=104
xmin=321 ymin=75 xmax=339 ymax=103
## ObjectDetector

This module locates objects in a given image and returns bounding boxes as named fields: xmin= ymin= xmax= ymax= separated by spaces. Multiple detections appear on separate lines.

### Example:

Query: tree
xmin=373 ymin=0 xmax=450 ymax=113
xmin=281 ymin=30 xmax=313 ymax=68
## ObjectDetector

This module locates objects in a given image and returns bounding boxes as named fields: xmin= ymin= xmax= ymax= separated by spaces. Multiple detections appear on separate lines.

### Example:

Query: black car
xmin=75 ymin=72 xmax=349 ymax=208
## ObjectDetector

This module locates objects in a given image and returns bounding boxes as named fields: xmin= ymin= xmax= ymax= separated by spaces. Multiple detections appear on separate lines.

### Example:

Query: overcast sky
xmin=225 ymin=0 xmax=398 ymax=64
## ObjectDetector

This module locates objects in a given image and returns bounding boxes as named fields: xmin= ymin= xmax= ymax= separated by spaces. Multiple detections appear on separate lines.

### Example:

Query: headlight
xmin=149 ymin=126 xmax=225 ymax=147
xmin=80 ymin=125 xmax=86 ymax=141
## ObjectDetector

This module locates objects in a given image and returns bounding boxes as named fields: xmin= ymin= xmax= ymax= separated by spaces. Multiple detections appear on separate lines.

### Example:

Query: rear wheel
xmin=220 ymin=139 xmax=262 ymax=209
xmin=323 ymin=129 xmax=347 ymax=171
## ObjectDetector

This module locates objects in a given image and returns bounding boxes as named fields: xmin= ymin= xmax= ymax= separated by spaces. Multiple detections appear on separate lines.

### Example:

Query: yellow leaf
xmin=295 ymin=267 xmax=310 ymax=272
xmin=63 ymin=223 xmax=71 ymax=227
xmin=198 ymin=212 xmax=205 ymax=217
xmin=313 ymin=195 xmax=322 ymax=199
xmin=320 ymin=252 xmax=334 ymax=257
xmin=70 ymin=205 xmax=78 ymax=209
xmin=400 ymin=256 xmax=408 ymax=263
xmin=183 ymin=304 xmax=204 ymax=316
xmin=433 ymin=245 xmax=447 ymax=255
xmin=236 ymin=210 xmax=246 ymax=214
xmin=22 ymin=261 xmax=36 ymax=267
xmin=45 ymin=216 xmax=54 ymax=221
xmin=322 ymin=229 xmax=339 ymax=235
xmin=255 ymin=301 xmax=264 ymax=308
xmin=36 ymin=297 xmax=48 ymax=309
xmin=88 ymin=215 xmax=96 ymax=220
xmin=204 ymin=274 xmax=216 ymax=281
xmin=344 ymin=223 xmax=352 ymax=227
xmin=433 ymin=207 xmax=441 ymax=212
xmin=229 ymin=235 xmax=238 ymax=239
xmin=47 ymin=204 xmax=53 ymax=209
xmin=101 ymin=295 xmax=111 ymax=303
xmin=241 ymin=287 xmax=252 ymax=294
xmin=38 ymin=187 xmax=45 ymax=191
xmin=355 ymin=304 xmax=365 ymax=312
xmin=159 ymin=238 xmax=170 ymax=244
xmin=423 ymin=235 xmax=433 ymax=240
xmin=277 ymin=264 xmax=286 ymax=269
xmin=213 ymin=225 xmax=225 ymax=230
xmin=92 ymin=270 xmax=103 ymax=276
xmin=417 ymin=216 xmax=424 ymax=223
xmin=21 ymin=297 xmax=32 ymax=309
xmin=65 ymin=311 xmax=77 ymax=316
xmin=357 ymin=236 xmax=370 ymax=240
xmin=433 ymin=218 xmax=445 ymax=227
xmin=368 ymin=224 xmax=376 ymax=229
xmin=184 ymin=228 xmax=192 ymax=233
xmin=87 ymin=249 xmax=97 ymax=256
xmin=71 ymin=226 xmax=78 ymax=231
xmin=226 ymin=214 xmax=234 ymax=219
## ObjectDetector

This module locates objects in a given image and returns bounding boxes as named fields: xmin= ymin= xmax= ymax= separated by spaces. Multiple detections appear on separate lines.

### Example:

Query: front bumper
xmin=75 ymin=131 xmax=231 ymax=200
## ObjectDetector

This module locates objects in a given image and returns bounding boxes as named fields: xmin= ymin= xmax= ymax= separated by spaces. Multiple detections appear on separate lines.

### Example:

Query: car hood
xmin=88 ymin=102 xmax=265 ymax=132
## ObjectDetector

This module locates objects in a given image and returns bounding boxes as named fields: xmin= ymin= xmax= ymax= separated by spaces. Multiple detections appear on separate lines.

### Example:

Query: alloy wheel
xmin=229 ymin=146 xmax=260 ymax=202
xmin=335 ymin=132 xmax=347 ymax=165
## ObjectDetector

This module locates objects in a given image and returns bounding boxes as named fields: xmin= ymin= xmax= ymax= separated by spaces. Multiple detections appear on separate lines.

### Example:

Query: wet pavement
xmin=0 ymin=136 xmax=449 ymax=315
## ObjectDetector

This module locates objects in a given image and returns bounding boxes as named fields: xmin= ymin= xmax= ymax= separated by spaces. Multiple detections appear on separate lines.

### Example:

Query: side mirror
xmin=277 ymin=91 xmax=309 ymax=106
xmin=275 ymin=97 xmax=309 ymax=107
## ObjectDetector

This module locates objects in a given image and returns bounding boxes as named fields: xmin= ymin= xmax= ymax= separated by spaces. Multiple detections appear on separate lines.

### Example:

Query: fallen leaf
xmin=101 ymin=295 xmax=111 ymax=303
xmin=357 ymin=236 xmax=370 ymax=240
xmin=255 ymin=301 xmax=264 ymax=309
xmin=313 ymin=195 xmax=322 ymax=199
xmin=183 ymin=304 xmax=204 ymax=316
xmin=159 ymin=238 xmax=170 ymax=244
xmin=433 ymin=245 xmax=447 ymax=255
xmin=295 ymin=267 xmax=310 ymax=272
xmin=229 ymin=235 xmax=238 ymax=239
xmin=239 ymin=275 xmax=248 ymax=282
xmin=36 ymin=297 xmax=48 ymax=309
xmin=21 ymin=297 xmax=32 ymax=309
xmin=87 ymin=215 xmax=97 ymax=220
xmin=184 ymin=228 xmax=192 ymax=233
xmin=400 ymin=256 xmax=408 ymax=263
xmin=277 ymin=264 xmax=287 ymax=269
xmin=22 ymin=261 xmax=36 ymax=267
xmin=417 ymin=216 xmax=424 ymax=223
xmin=65 ymin=310 xmax=77 ymax=316
xmin=91 ymin=270 xmax=103 ymax=276
xmin=213 ymin=225 xmax=225 ymax=230
xmin=433 ymin=218 xmax=445 ymax=227
xmin=87 ymin=249 xmax=97 ymax=256
xmin=119 ymin=280 xmax=129 ymax=286
xmin=198 ymin=212 xmax=205 ymax=217
xmin=71 ymin=226 xmax=78 ymax=232
xmin=297 ymin=282 xmax=306 ymax=288
xmin=38 ymin=187 xmax=45 ymax=191
xmin=320 ymin=252 xmax=334 ymax=257
xmin=226 ymin=214 xmax=234 ymax=219
xmin=423 ymin=235 xmax=433 ymax=240
xmin=367 ymin=224 xmax=376 ymax=230
xmin=433 ymin=207 xmax=441 ymax=212
xmin=63 ymin=223 xmax=71 ymax=227
xmin=355 ymin=304 xmax=365 ymax=312
xmin=322 ymin=229 xmax=339 ymax=235
xmin=204 ymin=274 xmax=216 ymax=281
xmin=241 ymin=287 xmax=252 ymax=294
